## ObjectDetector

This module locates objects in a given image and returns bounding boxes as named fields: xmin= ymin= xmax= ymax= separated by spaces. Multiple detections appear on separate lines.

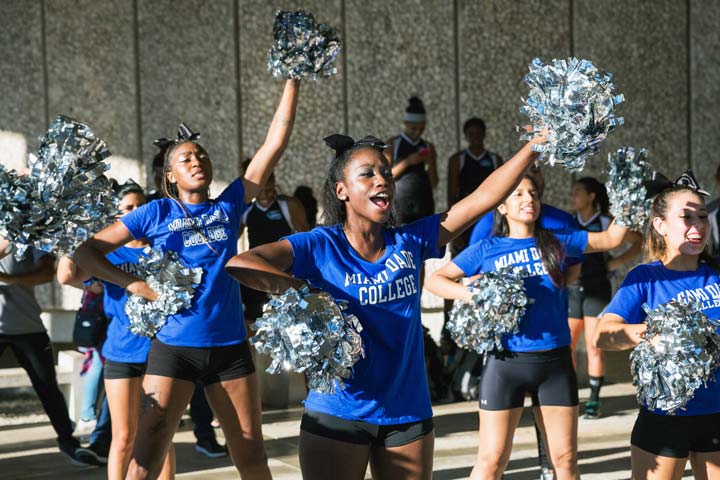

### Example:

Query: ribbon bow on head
xmin=324 ymin=134 xmax=387 ymax=159
xmin=153 ymin=123 xmax=201 ymax=151
xmin=644 ymin=170 xmax=709 ymax=199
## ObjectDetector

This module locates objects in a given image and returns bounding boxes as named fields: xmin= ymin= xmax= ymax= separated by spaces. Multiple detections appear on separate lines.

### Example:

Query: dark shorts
xmin=631 ymin=409 xmax=720 ymax=458
xmin=145 ymin=339 xmax=255 ymax=386
xmin=104 ymin=360 xmax=145 ymax=379
xmin=300 ymin=410 xmax=434 ymax=448
xmin=478 ymin=347 xmax=578 ymax=410
xmin=568 ymin=282 xmax=611 ymax=319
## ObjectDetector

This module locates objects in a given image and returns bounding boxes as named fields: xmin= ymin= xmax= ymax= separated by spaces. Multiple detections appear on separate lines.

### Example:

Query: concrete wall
xmin=0 ymin=0 xmax=716 ymax=311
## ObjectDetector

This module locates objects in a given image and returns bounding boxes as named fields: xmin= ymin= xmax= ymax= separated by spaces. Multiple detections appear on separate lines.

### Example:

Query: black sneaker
xmin=75 ymin=442 xmax=109 ymax=465
xmin=195 ymin=437 xmax=228 ymax=458
xmin=57 ymin=437 xmax=85 ymax=466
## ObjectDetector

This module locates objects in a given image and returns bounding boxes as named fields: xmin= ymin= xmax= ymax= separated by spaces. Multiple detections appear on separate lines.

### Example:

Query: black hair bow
xmin=323 ymin=134 xmax=386 ymax=159
xmin=644 ymin=170 xmax=709 ymax=199
xmin=153 ymin=123 xmax=201 ymax=150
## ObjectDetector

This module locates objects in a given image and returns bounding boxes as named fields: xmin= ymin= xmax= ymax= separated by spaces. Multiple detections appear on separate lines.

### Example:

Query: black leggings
xmin=0 ymin=332 xmax=74 ymax=442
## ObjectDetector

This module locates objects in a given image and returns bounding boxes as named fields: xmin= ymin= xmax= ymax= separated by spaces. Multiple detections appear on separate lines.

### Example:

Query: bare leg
xmin=689 ymin=451 xmax=720 ymax=480
xmin=568 ymin=317 xmax=583 ymax=369
xmin=203 ymin=373 xmax=271 ymax=479
xmin=470 ymin=408 xmax=524 ymax=480
xmin=125 ymin=375 xmax=194 ymax=480
xmin=537 ymin=405 xmax=579 ymax=480
xmin=105 ymin=377 xmax=142 ymax=480
xmin=299 ymin=430 xmax=371 ymax=480
xmin=369 ymin=432 xmax=434 ymax=480
xmin=583 ymin=316 xmax=605 ymax=377
xmin=631 ymin=446 xmax=687 ymax=480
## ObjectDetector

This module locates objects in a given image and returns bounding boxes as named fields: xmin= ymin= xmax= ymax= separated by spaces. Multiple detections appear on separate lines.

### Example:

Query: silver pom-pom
xmin=447 ymin=267 xmax=529 ymax=354
xmin=606 ymin=147 xmax=652 ymax=229
xmin=250 ymin=287 xmax=364 ymax=394
xmin=267 ymin=10 xmax=341 ymax=80
xmin=631 ymin=301 xmax=720 ymax=414
xmin=125 ymin=247 xmax=203 ymax=338
xmin=0 ymin=115 xmax=117 ymax=259
xmin=519 ymin=57 xmax=624 ymax=172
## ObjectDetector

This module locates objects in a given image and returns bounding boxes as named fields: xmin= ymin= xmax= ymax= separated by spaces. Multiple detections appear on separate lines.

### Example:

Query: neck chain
xmin=343 ymin=226 xmax=385 ymax=262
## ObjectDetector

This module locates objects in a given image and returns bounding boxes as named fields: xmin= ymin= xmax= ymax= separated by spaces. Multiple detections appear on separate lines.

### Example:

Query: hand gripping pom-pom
xmin=630 ymin=301 xmax=720 ymax=414
xmin=606 ymin=147 xmax=652 ymax=230
xmin=0 ymin=115 xmax=117 ymax=259
xmin=447 ymin=267 xmax=530 ymax=354
xmin=125 ymin=247 xmax=203 ymax=338
xmin=519 ymin=57 xmax=624 ymax=172
xmin=267 ymin=10 xmax=341 ymax=80
xmin=250 ymin=287 xmax=364 ymax=394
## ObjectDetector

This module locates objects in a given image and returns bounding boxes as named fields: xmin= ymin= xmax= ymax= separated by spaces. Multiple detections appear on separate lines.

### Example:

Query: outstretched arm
xmin=436 ymin=141 xmax=540 ymax=248
xmin=585 ymin=222 xmax=629 ymax=253
xmin=243 ymin=79 xmax=300 ymax=202
xmin=226 ymin=239 xmax=305 ymax=293
xmin=74 ymin=221 xmax=157 ymax=301
xmin=592 ymin=313 xmax=646 ymax=351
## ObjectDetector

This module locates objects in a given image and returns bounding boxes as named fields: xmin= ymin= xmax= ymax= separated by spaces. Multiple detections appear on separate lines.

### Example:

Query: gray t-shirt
xmin=0 ymin=250 xmax=47 ymax=335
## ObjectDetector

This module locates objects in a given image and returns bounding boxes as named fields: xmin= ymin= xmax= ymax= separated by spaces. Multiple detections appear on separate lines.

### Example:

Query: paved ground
xmin=0 ymin=382 xmax=699 ymax=479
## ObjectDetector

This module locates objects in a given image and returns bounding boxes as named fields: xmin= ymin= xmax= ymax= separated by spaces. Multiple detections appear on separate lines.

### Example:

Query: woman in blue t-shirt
xmin=58 ymin=181 xmax=176 ymax=479
xmin=426 ymin=175 xmax=629 ymax=480
xmin=594 ymin=180 xmax=720 ymax=480
xmin=73 ymin=78 xmax=300 ymax=480
xmin=225 ymin=133 xmax=543 ymax=479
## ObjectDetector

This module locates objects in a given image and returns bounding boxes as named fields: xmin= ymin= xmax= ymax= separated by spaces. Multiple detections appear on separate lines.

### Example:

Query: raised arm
xmin=57 ymin=256 xmax=92 ymax=289
xmin=243 ymin=79 xmax=300 ymax=202
xmin=585 ymin=222 xmax=629 ymax=253
xmin=226 ymin=239 xmax=305 ymax=293
xmin=437 ymin=141 xmax=539 ymax=248
xmin=608 ymin=230 xmax=643 ymax=272
xmin=592 ymin=312 xmax=647 ymax=351
xmin=425 ymin=261 xmax=473 ymax=302
xmin=74 ymin=221 xmax=157 ymax=301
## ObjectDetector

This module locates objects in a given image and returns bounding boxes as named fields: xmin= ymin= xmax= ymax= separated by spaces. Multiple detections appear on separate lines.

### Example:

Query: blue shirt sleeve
xmin=217 ymin=177 xmax=248 ymax=218
xmin=120 ymin=201 xmax=160 ymax=240
xmin=604 ymin=266 xmax=648 ymax=324
xmin=555 ymin=229 xmax=589 ymax=258
xmin=469 ymin=212 xmax=493 ymax=245
xmin=452 ymin=240 xmax=486 ymax=277
xmin=402 ymin=214 xmax=446 ymax=262
xmin=285 ymin=228 xmax=324 ymax=280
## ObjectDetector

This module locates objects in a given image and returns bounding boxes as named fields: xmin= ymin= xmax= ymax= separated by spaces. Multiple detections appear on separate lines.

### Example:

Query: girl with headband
xmin=225 ymin=132 xmax=543 ymax=479
xmin=73 ymin=78 xmax=300 ymax=480
xmin=426 ymin=174 xmax=629 ymax=480
xmin=594 ymin=171 xmax=720 ymax=480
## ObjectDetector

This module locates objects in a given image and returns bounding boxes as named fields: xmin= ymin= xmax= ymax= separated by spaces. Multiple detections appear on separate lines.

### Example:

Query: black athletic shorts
xmin=568 ymin=282 xmax=611 ymax=319
xmin=145 ymin=339 xmax=255 ymax=385
xmin=631 ymin=408 xmax=720 ymax=458
xmin=104 ymin=360 xmax=145 ymax=379
xmin=300 ymin=410 xmax=434 ymax=448
xmin=478 ymin=347 xmax=578 ymax=410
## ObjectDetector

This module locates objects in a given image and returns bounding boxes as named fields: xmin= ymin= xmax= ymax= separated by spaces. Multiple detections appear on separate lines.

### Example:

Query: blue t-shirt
xmin=452 ymin=230 xmax=588 ymax=351
xmin=469 ymin=203 xmax=574 ymax=244
xmin=101 ymin=246 xmax=150 ymax=364
xmin=604 ymin=261 xmax=720 ymax=416
xmin=285 ymin=215 xmax=445 ymax=424
xmin=121 ymin=179 xmax=247 ymax=347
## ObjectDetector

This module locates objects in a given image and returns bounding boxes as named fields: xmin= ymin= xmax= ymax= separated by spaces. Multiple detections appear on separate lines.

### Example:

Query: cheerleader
xmin=425 ymin=175 xmax=628 ymax=480
xmin=73 ymin=78 xmax=300 ymax=480
xmin=594 ymin=173 xmax=720 ymax=480
xmin=568 ymin=177 xmax=641 ymax=419
xmin=225 ymin=132 xmax=543 ymax=479
xmin=58 ymin=181 xmax=177 ymax=479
